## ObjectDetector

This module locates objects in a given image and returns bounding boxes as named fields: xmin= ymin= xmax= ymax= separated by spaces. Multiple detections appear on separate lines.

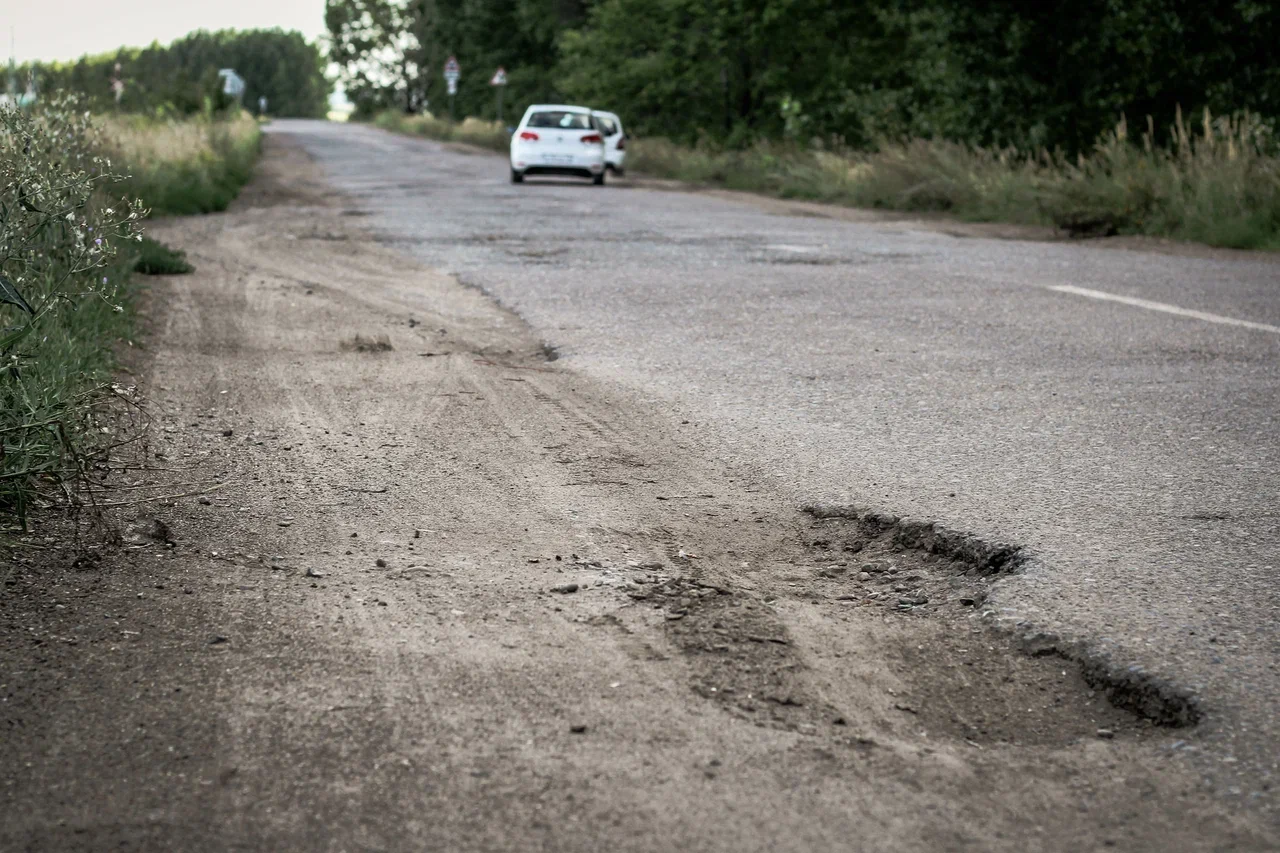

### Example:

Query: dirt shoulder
xmin=1 ymin=134 xmax=1273 ymax=852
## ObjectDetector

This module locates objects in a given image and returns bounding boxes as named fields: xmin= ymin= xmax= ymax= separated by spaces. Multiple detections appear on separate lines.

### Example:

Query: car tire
xmin=510 ymin=169 xmax=524 ymax=184
xmin=592 ymin=171 xmax=606 ymax=186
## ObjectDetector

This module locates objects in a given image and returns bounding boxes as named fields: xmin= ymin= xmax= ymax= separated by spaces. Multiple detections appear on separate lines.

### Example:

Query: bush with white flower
xmin=1 ymin=97 xmax=147 ymax=526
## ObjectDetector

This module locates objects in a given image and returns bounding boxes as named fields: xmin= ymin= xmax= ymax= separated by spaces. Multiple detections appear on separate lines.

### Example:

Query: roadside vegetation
xmin=373 ymin=112 xmax=507 ymax=152
xmin=133 ymin=237 xmax=194 ymax=275
xmin=630 ymin=110 xmax=1280 ymax=249
xmin=1 ymin=100 xmax=259 ymax=532
xmin=106 ymin=113 xmax=262 ymax=215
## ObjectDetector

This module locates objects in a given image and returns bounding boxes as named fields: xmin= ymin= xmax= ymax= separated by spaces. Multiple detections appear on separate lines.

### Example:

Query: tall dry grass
xmin=102 ymin=112 xmax=262 ymax=215
xmin=374 ymin=111 xmax=509 ymax=153
xmin=629 ymin=109 xmax=1280 ymax=250
xmin=1045 ymin=110 xmax=1280 ymax=247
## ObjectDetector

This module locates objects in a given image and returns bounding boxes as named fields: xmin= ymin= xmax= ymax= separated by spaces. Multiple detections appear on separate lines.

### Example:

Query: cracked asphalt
xmin=282 ymin=120 xmax=1280 ymax=808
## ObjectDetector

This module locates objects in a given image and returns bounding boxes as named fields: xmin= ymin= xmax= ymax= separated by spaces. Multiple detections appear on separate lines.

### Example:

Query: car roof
xmin=591 ymin=110 xmax=621 ymax=120
xmin=525 ymin=104 xmax=592 ymax=114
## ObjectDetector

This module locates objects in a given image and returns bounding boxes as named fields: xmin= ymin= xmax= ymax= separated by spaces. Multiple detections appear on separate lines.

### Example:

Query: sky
xmin=1 ymin=0 xmax=326 ymax=64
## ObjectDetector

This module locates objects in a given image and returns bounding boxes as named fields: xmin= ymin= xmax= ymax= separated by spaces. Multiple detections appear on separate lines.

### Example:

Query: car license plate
xmin=542 ymin=154 xmax=573 ymax=165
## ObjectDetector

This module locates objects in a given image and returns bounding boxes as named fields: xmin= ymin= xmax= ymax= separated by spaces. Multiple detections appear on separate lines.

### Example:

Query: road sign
xmin=490 ymin=67 xmax=508 ymax=123
xmin=444 ymin=56 xmax=461 ymax=121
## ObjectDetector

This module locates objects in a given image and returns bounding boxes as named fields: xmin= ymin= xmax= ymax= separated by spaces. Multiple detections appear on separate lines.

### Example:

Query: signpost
xmin=489 ymin=67 xmax=507 ymax=125
xmin=110 ymin=63 xmax=124 ymax=105
xmin=443 ymin=55 xmax=460 ymax=121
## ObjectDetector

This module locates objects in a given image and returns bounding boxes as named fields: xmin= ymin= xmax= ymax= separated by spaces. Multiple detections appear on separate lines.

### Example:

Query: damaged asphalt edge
xmin=803 ymin=503 xmax=1202 ymax=727
xmin=404 ymin=233 xmax=1204 ymax=730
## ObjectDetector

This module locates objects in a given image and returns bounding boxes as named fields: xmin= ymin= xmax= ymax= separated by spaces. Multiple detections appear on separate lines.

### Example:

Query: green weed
xmin=133 ymin=237 xmax=193 ymax=275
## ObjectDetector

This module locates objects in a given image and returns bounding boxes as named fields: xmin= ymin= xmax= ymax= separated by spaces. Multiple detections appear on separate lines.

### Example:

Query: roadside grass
xmin=629 ymin=110 xmax=1280 ymax=250
xmin=1 ymin=254 xmax=140 ymax=527
xmin=105 ymin=112 xmax=262 ymax=215
xmin=2 ymin=105 xmax=259 ymax=532
xmin=133 ymin=236 xmax=194 ymax=275
xmin=373 ymin=111 xmax=508 ymax=153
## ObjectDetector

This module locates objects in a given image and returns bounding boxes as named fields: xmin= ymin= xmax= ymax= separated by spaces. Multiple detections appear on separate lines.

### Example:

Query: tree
xmin=326 ymin=0 xmax=1277 ymax=153
xmin=327 ymin=0 xmax=436 ymax=115
xmin=20 ymin=29 xmax=329 ymax=117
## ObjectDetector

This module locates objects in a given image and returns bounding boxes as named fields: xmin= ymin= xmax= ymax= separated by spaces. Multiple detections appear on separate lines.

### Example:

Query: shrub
xmin=1 ymin=100 xmax=146 ymax=527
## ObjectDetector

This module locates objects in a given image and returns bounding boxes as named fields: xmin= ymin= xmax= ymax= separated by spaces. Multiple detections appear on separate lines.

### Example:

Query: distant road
xmin=283 ymin=119 xmax=1280 ymax=807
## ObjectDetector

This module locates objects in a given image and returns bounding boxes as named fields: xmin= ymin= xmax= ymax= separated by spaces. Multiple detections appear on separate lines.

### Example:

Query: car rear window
xmin=527 ymin=111 xmax=594 ymax=129
xmin=597 ymin=117 xmax=619 ymax=136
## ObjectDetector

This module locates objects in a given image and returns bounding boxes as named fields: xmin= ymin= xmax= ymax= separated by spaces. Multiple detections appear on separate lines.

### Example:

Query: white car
xmin=591 ymin=110 xmax=627 ymax=176
xmin=509 ymin=104 xmax=607 ymax=185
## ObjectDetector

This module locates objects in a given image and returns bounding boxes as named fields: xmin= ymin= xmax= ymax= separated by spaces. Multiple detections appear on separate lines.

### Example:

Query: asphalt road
xmin=280 ymin=120 xmax=1280 ymax=806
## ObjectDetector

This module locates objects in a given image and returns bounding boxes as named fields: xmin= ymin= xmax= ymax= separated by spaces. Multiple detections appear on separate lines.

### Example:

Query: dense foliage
xmin=329 ymin=0 xmax=1278 ymax=153
xmin=16 ymin=29 xmax=329 ymax=118
xmin=327 ymin=0 xmax=585 ymax=118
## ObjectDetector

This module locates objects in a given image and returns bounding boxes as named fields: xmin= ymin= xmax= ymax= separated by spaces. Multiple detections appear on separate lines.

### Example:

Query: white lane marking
xmin=1047 ymin=285 xmax=1280 ymax=335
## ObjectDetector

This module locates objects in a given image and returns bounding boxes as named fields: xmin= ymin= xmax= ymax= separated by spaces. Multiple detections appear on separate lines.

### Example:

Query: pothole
xmin=598 ymin=504 xmax=1198 ymax=747
xmin=799 ymin=504 xmax=1200 ymax=729
xmin=800 ymin=503 xmax=1024 ymax=613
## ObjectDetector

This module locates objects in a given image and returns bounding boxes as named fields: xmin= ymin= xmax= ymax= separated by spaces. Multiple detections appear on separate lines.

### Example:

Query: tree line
xmin=15 ymin=29 xmax=330 ymax=118
xmin=328 ymin=0 xmax=1278 ymax=153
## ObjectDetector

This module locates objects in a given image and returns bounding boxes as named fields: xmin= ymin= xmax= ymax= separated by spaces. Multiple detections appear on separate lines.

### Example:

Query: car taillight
xmin=616 ymin=136 xmax=626 ymax=150
xmin=519 ymin=131 xmax=539 ymax=141
xmin=580 ymin=133 xmax=603 ymax=144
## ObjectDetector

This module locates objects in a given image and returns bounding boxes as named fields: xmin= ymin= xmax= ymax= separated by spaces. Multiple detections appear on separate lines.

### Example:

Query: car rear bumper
xmin=519 ymin=166 xmax=599 ymax=179
xmin=511 ymin=146 xmax=604 ymax=173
